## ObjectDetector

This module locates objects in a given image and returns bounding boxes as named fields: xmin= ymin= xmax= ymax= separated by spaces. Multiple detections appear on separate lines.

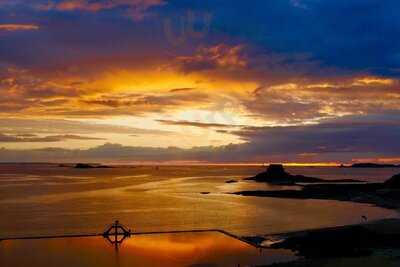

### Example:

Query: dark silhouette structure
xmin=384 ymin=173 xmax=400 ymax=188
xmin=103 ymin=220 xmax=132 ymax=248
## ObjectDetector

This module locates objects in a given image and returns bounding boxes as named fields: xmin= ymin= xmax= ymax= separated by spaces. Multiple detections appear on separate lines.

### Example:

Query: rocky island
xmin=245 ymin=164 xmax=361 ymax=185
xmin=74 ymin=163 xmax=112 ymax=169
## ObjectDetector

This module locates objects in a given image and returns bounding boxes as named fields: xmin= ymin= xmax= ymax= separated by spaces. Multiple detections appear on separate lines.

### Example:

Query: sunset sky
xmin=0 ymin=0 xmax=399 ymax=163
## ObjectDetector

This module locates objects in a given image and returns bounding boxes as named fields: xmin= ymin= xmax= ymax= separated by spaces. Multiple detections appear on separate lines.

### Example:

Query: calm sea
xmin=0 ymin=164 xmax=399 ymax=237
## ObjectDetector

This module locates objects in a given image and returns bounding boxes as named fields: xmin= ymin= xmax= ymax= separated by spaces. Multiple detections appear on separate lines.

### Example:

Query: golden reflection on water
xmin=1 ymin=164 xmax=398 ymax=238
xmin=0 ymin=232 xmax=296 ymax=267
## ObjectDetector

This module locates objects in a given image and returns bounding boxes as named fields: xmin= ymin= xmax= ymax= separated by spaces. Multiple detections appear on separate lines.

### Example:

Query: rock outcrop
xmin=74 ymin=163 xmax=112 ymax=169
xmin=250 ymin=164 xmax=295 ymax=184
xmin=246 ymin=164 xmax=361 ymax=185
xmin=384 ymin=173 xmax=400 ymax=188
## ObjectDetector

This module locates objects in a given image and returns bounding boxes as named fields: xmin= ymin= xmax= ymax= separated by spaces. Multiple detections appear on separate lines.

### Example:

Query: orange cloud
xmin=41 ymin=0 xmax=165 ymax=20
xmin=353 ymin=76 xmax=395 ymax=86
xmin=0 ymin=24 xmax=39 ymax=31
xmin=177 ymin=44 xmax=248 ymax=73
xmin=1 ymin=42 xmax=400 ymax=131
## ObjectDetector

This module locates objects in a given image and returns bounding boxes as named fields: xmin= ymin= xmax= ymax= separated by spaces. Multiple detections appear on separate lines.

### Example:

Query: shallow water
xmin=0 ymin=164 xmax=398 ymax=237
xmin=0 ymin=232 xmax=296 ymax=267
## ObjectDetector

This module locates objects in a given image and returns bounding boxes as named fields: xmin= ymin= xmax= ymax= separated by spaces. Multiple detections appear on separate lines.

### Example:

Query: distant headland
xmin=346 ymin=163 xmax=400 ymax=168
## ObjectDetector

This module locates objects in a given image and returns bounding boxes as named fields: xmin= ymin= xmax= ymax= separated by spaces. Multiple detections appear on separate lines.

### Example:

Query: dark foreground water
xmin=0 ymin=164 xmax=399 ymax=237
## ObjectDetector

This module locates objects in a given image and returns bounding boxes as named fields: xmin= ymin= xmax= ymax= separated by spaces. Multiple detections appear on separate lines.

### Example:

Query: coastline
xmin=234 ymin=184 xmax=400 ymax=210
xmin=246 ymin=218 xmax=400 ymax=267
xmin=235 ymin=165 xmax=400 ymax=210
xmin=235 ymin=165 xmax=400 ymax=266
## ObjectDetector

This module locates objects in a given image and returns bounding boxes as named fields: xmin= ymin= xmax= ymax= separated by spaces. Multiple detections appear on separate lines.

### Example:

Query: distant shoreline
xmin=1 ymin=162 xmax=400 ymax=168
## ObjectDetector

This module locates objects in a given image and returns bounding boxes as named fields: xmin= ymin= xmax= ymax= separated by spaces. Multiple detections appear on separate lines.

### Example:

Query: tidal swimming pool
xmin=0 ymin=231 xmax=297 ymax=267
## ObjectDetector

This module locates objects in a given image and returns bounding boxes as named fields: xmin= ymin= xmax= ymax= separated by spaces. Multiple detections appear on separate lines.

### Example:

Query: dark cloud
xmin=168 ymin=88 xmax=194 ymax=93
xmin=0 ymin=133 xmax=105 ymax=143
xmin=1 ymin=114 xmax=399 ymax=163
xmin=0 ymin=119 xmax=171 ymax=135
xmin=157 ymin=119 xmax=244 ymax=129
xmin=233 ymin=114 xmax=400 ymax=162
xmin=0 ymin=142 xmax=241 ymax=162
